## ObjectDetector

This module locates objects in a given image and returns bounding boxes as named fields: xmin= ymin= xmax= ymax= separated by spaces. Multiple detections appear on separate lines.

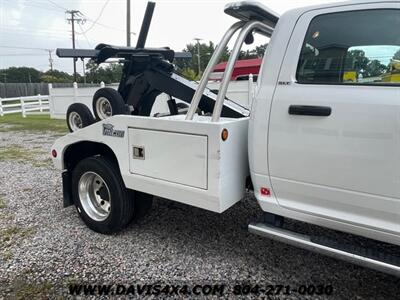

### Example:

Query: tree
xmin=175 ymin=41 xmax=268 ymax=80
xmin=0 ymin=67 xmax=78 ymax=83
xmin=40 ymin=70 xmax=73 ymax=83
xmin=239 ymin=49 xmax=257 ymax=60
xmin=239 ymin=44 xmax=267 ymax=60
xmin=181 ymin=68 xmax=199 ymax=81
xmin=255 ymin=44 xmax=268 ymax=57
xmin=393 ymin=49 xmax=400 ymax=61
xmin=174 ymin=41 xmax=222 ymax=77
xmin=346 ymin=49 xmax=369 ymax=74
xmin=365 ymin=59 xmax=387 ymax=77
xmin=85 ymin=61 xmax=123 ymax=84
xmin=0 ymin=67 xmax=42 ymax=83
xmin=346 ymin=49 xmax=388 ymax=78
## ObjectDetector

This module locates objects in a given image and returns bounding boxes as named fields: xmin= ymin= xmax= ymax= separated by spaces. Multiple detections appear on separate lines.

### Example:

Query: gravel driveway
xmin=0 ymin=129 xmax=399 ymax=299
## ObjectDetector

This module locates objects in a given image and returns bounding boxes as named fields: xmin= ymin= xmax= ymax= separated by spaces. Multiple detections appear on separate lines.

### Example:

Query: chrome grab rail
xmin=185 ymin=21 xmax=244 ymax=120
xmin=185 ymin=20 xmax=273 ymax=122
xmin=211 ymin=21 xmax=273 ymax=122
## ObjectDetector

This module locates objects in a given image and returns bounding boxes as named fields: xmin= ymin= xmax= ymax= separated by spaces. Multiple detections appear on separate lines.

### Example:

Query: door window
xmin=296 ymin=9 xmax=400 ymax=85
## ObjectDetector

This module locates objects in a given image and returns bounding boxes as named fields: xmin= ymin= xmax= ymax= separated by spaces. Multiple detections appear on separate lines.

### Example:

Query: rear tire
xmin=92 ymin=88 xmax=126 ymax=121
xmin=66 ymin=103 xmax=94 ymax=132
xmin=71 ymin=156 xmax=135 ymax=234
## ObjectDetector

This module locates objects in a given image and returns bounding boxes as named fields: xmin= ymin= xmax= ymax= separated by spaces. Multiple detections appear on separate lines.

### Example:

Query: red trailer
xmin=211 ymin=58 xmax=262 ymax=81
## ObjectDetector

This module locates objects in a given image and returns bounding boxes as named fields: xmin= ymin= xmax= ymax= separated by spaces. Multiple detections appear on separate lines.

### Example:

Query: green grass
xmin=0 ymin=211 xmax=13 ymax=222
xmin=11 ymin=280 xmax=53 ymax=300
xmin=0 ymin=145 xmax=44 ymax=162
xmin=0 ymin=194 xmax=5 ymax=209
xmin=0 ymin=202 xmax=5 ymax=209
xmin=3 ymin=250 xmax=13 ymax=260
xmin=0 ymin=114 xmax=67 ymax=133
xmin=0 ymin=226 xmax=36 ymax=246
xmin=32 ymin=158 xmax=53 ymax=168
xmin=0 ymin=145 xmax=53 ymax=168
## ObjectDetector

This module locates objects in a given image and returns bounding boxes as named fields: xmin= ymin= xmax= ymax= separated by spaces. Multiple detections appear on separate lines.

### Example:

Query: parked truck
xmin=52 ymin=0 xmax=400 ymax=275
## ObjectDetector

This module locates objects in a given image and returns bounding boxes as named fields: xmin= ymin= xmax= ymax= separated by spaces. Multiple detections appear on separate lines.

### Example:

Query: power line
xmin=1 ymin=28 xmax=69 ymax=39
xmin=0 ymin=53 xmax=48 ymax=56
xmin=83 ymin=19 xmax=125 ymax=32
xmin=78 ymin=0 xmax=110 ymax=34
xmin=23 ymin=3 xmax=64 ymax=13
xmin=78 ymin=23 xmax=92 ymax=48
xmin=0 ymin=30 xmax=66 ymax=40
xmin=45 ymin=0 xmax=68 ymax=12
xmin=1 ymin=25 xmax=69 ymax=34
xmin=3 ymin=0 xmax=64 ymax=13
xmin=0 ymin=46 xmax=55 ymax=72
xmin=0 ymin=45 xmax=48 ymax=51
xmin=77 ymin=0 xmax=126 ymax=33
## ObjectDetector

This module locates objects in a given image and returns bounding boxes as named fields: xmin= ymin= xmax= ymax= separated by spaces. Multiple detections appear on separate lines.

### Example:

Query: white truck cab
xmin=52 ymin=0 xmax=400 ymax=275
xmin=250 ymin=0 xmax=400 ymax=243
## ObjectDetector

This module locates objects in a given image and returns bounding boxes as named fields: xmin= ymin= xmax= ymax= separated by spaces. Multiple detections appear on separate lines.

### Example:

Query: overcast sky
xmin=0 ymin=0 xmax=343 ymax=74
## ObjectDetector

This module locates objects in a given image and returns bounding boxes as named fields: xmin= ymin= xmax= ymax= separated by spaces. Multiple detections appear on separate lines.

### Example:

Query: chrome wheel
xmin=68 ymin=111 xmax=83 ymax=132
xmin=96 ymin=97 xmax=112 ymax=120
xmin=78 ymin=171 xmax=111 ymax=221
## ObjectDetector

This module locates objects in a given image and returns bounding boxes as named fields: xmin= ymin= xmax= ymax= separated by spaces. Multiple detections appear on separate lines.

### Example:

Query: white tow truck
xmin=52 ymin=0 xmax=400 ymax=275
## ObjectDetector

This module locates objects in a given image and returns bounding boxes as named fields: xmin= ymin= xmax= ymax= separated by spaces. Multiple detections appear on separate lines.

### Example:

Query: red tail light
xmin=260 ymin=187 xmax=271 ymax=196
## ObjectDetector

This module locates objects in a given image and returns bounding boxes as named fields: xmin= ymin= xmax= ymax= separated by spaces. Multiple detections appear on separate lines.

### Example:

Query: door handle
xmin=288 ymin=105 xmax=331 ymax=117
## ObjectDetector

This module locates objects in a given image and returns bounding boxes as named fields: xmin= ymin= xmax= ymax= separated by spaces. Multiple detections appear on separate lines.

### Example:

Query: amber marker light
xmin=221 ymin=128 xmax=229 ymax=141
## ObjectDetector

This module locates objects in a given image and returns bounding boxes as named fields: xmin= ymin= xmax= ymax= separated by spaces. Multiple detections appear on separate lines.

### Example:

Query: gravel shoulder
xmin=0 ymin=128 xmax=399 ymax=299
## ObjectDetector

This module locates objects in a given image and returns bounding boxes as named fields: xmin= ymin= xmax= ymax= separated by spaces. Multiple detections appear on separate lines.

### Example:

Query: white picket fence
xmin=0 ymin=94 xmax=50 ymax=117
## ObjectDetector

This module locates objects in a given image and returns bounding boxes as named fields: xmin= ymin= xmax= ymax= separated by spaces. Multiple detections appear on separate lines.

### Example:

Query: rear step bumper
xmin=249 ymin=223 xmax=400 ymax=276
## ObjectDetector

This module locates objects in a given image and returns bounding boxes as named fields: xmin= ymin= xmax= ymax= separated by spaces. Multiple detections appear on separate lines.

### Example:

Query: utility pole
xmin=47 ymin=50 xmax=54 ymax=71
xmin=66 ymin=10 xmax=85 ymax=82
xmin=81 ymin=58 xmax=86 ymax=85
xmin=194 ymin=38 xmax=202 ymax=75
xmin=127 ymin=0 xmax=131 ymax=47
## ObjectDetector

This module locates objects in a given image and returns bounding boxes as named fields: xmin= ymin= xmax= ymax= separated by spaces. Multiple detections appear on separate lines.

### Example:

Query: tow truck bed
xmin=53 ymin=114 xmax=249 ymax=213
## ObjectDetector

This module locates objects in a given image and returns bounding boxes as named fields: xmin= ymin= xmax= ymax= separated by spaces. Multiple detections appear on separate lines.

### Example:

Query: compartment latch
xmin=133 ymin=146 xmax=145 ymax=160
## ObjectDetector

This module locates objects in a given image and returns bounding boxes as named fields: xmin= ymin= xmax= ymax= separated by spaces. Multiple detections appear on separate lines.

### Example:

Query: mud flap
xmin=62 ymin=171 xmax=73 ymax=207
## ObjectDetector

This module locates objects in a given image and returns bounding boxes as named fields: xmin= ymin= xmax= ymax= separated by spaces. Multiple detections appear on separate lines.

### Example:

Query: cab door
xmin=268 ymin=3 xmax=400 ymax=233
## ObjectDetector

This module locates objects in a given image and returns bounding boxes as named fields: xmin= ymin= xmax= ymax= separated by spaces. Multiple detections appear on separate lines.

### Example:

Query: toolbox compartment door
xmin=128 ymin=128 xmax=208 ymax=189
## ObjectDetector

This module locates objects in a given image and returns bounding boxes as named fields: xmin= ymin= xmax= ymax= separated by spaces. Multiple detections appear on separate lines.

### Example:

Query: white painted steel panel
xmin=128 ymin=128 xmax=208 ymax=189
xmin=268 ymin=2 xmax=400 ymax=233
xmin=52 ymin=114 xmax=249 ymax=213
xmin=250 ymin=1 xmax=400 ymax=246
